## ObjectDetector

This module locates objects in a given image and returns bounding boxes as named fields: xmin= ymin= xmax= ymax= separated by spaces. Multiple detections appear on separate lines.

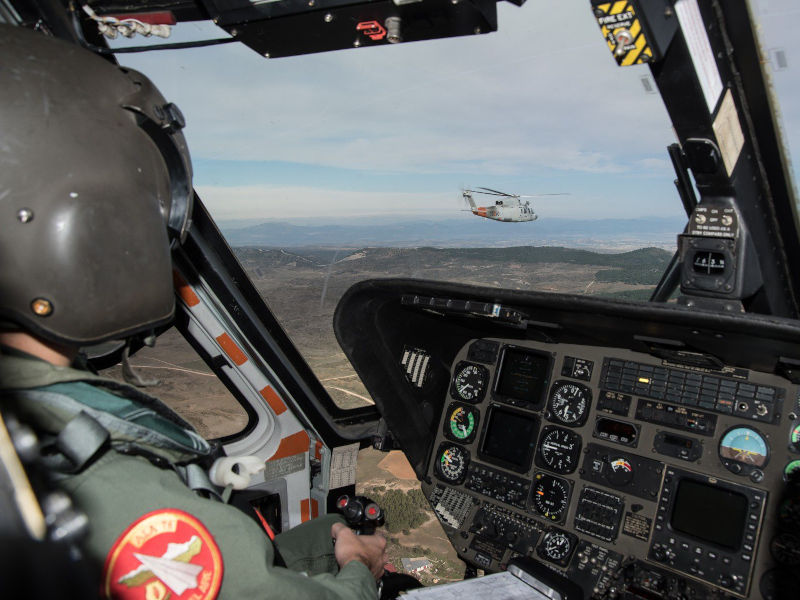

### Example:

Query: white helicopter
xmin=462 ymin=187 xmax=568 ymax=222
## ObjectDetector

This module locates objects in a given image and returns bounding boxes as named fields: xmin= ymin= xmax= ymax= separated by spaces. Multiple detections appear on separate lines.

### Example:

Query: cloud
xmin=196 ymin=184 xmax=458 ymax=219
xmin=118 ymin=2 xmax=676 ymax=177
xmin=115 ymin=0 xmax=800 ymax=220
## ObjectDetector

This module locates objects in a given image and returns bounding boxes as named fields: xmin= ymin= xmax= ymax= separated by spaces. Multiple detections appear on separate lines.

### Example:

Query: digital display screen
xmin=495 ymin=347 xmax=551 ymax=407
xmin=663 ymin=433 xmax=694 ymax=449
xmin=479 ymin=405 xmax=538 ymax=471
xmin=670 ymin=479 xmax=748 ymax=550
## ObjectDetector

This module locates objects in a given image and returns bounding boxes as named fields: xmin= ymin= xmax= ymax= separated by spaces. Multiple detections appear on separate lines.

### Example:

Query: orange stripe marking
xmin=172 ymin=270 xmax=200 ymax=307
xmin=260 ymin=386 xmax=287 ymax=415
xmin=216 ymin=333 xmax=247 ymax=366
xmin=311 ymin=498 xmax=319 ymax=519
xmin=301 ymin=498 xmax=311 ymax=523
xmin=269 ymin=430 xmax=310 ymax=461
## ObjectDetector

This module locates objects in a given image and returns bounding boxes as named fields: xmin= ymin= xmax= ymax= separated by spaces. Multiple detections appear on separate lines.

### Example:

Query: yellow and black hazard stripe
xmin=594 ymin=1 xmax=654 ymax=66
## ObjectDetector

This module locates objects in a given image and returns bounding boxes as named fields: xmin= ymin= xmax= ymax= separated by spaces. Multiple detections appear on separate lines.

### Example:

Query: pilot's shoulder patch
xmin=103 ymin=508 xmax=223 ymax=600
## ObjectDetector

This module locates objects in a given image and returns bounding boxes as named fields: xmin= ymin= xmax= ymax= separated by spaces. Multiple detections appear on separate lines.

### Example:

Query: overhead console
xmin=334 ymin=279 xmax=800 ymax=600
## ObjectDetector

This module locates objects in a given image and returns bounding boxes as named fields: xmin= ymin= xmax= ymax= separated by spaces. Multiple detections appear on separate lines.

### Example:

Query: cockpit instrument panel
xmin=421 ymin=338 xmax=798 ymax=599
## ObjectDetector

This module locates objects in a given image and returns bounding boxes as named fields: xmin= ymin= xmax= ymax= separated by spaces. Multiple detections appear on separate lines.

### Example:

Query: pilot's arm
xmin=56 ymin=435 xmax=382 ymax=600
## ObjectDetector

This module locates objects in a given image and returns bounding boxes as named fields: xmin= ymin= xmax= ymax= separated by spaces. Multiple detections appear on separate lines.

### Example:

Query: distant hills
xmin=221 ymin=216 xmax=684 ymax=250
xmin=233 ymin=245 xmax=673 ymax=288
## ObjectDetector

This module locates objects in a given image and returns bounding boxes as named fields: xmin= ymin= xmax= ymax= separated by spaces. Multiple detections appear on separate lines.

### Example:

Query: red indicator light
xmin=337 ymin=496 xmax=349 ymax=508
xmin=357 ymin=20 xmax=387 ymax=41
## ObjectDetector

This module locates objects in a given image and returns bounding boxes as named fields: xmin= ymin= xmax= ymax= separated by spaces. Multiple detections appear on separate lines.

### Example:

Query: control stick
xmin=336 ymin=494 xmax=385 ymax=535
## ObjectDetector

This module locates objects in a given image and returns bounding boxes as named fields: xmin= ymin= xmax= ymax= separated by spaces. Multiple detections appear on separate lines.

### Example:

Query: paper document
xmin=329 ymin=442 xmax=360 ymax=489
xmin=401 ymin=571 xmax=550 ymax=600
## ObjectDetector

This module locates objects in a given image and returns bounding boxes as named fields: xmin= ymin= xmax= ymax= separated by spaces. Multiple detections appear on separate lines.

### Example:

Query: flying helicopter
xmin=462 ymin=187 xmax=568 ymax=222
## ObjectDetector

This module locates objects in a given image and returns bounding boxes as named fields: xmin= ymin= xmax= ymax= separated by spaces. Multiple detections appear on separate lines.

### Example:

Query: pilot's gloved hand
xmin=331 ymin=521 xmax=387 ymax=579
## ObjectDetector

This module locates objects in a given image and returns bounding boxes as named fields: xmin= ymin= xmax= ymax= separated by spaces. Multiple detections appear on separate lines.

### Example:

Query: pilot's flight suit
xmin=0 ymin=347 xmax=377 ymax=600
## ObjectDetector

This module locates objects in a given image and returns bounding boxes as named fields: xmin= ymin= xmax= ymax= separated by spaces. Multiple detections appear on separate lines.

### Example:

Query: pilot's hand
xmin=331 ymin=522 xmax=387 ymax=580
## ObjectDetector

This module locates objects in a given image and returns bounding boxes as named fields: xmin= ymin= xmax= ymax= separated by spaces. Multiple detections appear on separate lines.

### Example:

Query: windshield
xmin=112 ymin=0 xmax=797 ymax=409
xmin=115 ymin=1 xmax=682 ymax=409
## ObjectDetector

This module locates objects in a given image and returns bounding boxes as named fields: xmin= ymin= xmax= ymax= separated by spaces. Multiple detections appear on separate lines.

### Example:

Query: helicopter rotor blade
xmin=517 ymin=193 xmax=570 ymax=198
xmin=476 ymin=187 xmax=516 ymax=197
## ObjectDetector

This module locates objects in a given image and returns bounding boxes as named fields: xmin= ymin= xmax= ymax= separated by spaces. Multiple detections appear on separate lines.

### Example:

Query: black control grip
xmin=336 ymin=494 xmax=385 ymax=535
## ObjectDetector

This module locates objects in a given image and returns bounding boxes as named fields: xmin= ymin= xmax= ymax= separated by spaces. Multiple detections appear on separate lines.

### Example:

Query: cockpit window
xmin=100 ymin=327 xmax=250 ymax=439
xmin=113 ymin=1 xmax=796 ymax=410
xmin=750 ymin=1 xmax=800 ymax=214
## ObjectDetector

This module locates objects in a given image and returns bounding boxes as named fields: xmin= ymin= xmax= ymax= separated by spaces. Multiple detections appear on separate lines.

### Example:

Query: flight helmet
xmin=0 ymin=25 xmax=193 ymax=345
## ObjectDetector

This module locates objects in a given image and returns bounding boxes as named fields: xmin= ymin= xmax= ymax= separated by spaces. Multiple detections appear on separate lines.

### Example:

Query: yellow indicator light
xmin=637 ymin=377 xmax=650 ymax=384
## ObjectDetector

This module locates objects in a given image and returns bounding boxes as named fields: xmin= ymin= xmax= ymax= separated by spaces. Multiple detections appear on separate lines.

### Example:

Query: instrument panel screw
xmin=17 ymin=208 xmax=34 ymax=223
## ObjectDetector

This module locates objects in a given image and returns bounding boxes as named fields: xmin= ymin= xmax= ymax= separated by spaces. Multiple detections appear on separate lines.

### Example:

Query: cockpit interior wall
xmin=335 ymin=278 xmax=800 ymax=598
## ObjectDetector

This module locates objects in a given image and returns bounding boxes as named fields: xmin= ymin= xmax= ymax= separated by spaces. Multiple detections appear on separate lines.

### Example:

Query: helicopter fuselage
xmin=470 ymin=200 xmax=539 ymax=222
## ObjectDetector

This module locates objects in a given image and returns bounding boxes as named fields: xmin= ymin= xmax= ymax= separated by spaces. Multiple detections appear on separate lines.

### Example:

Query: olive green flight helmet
xmin=0 ymin=25 xmax=193 ymax=345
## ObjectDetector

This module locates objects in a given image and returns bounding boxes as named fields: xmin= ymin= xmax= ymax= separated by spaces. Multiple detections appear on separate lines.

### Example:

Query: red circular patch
xmin=103 ymin=509 xmax=223 ymax=600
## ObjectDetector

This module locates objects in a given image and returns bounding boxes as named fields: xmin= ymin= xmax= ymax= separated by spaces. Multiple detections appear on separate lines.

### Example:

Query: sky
xmin=112 ymin=0 xmax=799 ymax=224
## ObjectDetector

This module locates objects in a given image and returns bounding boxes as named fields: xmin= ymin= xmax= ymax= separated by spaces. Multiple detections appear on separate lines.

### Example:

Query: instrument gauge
xmin=547 ymin=380 xmax=592 ymax=427
xmin=785 ymin=460 xmax=800 ymax=483
xmin=791 ymin=423 xmax=800 ymax=452
xmin=444 ymin=403 xmax=479 ymax=443
xmin=434 ymin=443 xmax=469 ymax=484
xmin=535 ymin=426 xmax=582 ymax=474
xmin=451 ymin=362 xmax=489 ymax=403
xmin=719 ymin=426 xmax=769 ymax=475
xmin=537 ymin=528 xmax=577 ymax=567
xmin=530 ymin=473 xmax=571 ymax=523
xmin=770 ymin=532 xmax=800 ymax=566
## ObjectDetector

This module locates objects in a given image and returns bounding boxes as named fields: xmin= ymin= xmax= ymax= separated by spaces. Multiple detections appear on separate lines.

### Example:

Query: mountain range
xmin=220 ymin=216 xmax=684 ymax=250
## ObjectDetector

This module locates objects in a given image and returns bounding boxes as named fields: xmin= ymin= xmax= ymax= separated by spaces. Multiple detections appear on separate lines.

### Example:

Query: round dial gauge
xmin=538 ymin=530 xmax=575 ymax=565
xmin=719 ymin=426 xmax=769 ymax=474
xmin=785 ymin=459 xmax=800 ymax=483
xmin=606 ymin=456 xmax=634 ymax=487
xmin=548 ymin=381 xmax=591 ymax=426
xmin=451 ymin=362 xmax=489 ymax=403
xmin=445 ymin=403 xmax=479 ymax=442
xmin=531 ymin=473 xmax=570 ymax=522
xmin=791 ymin=423 xmax=800 ymax=451
xmin=770 ymin=532 xmax=800 ymax=566
xmin=536 ymin=426 xmax=582 ymax=474
xmin=435 ymin=444 xmax=469 ymax=484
